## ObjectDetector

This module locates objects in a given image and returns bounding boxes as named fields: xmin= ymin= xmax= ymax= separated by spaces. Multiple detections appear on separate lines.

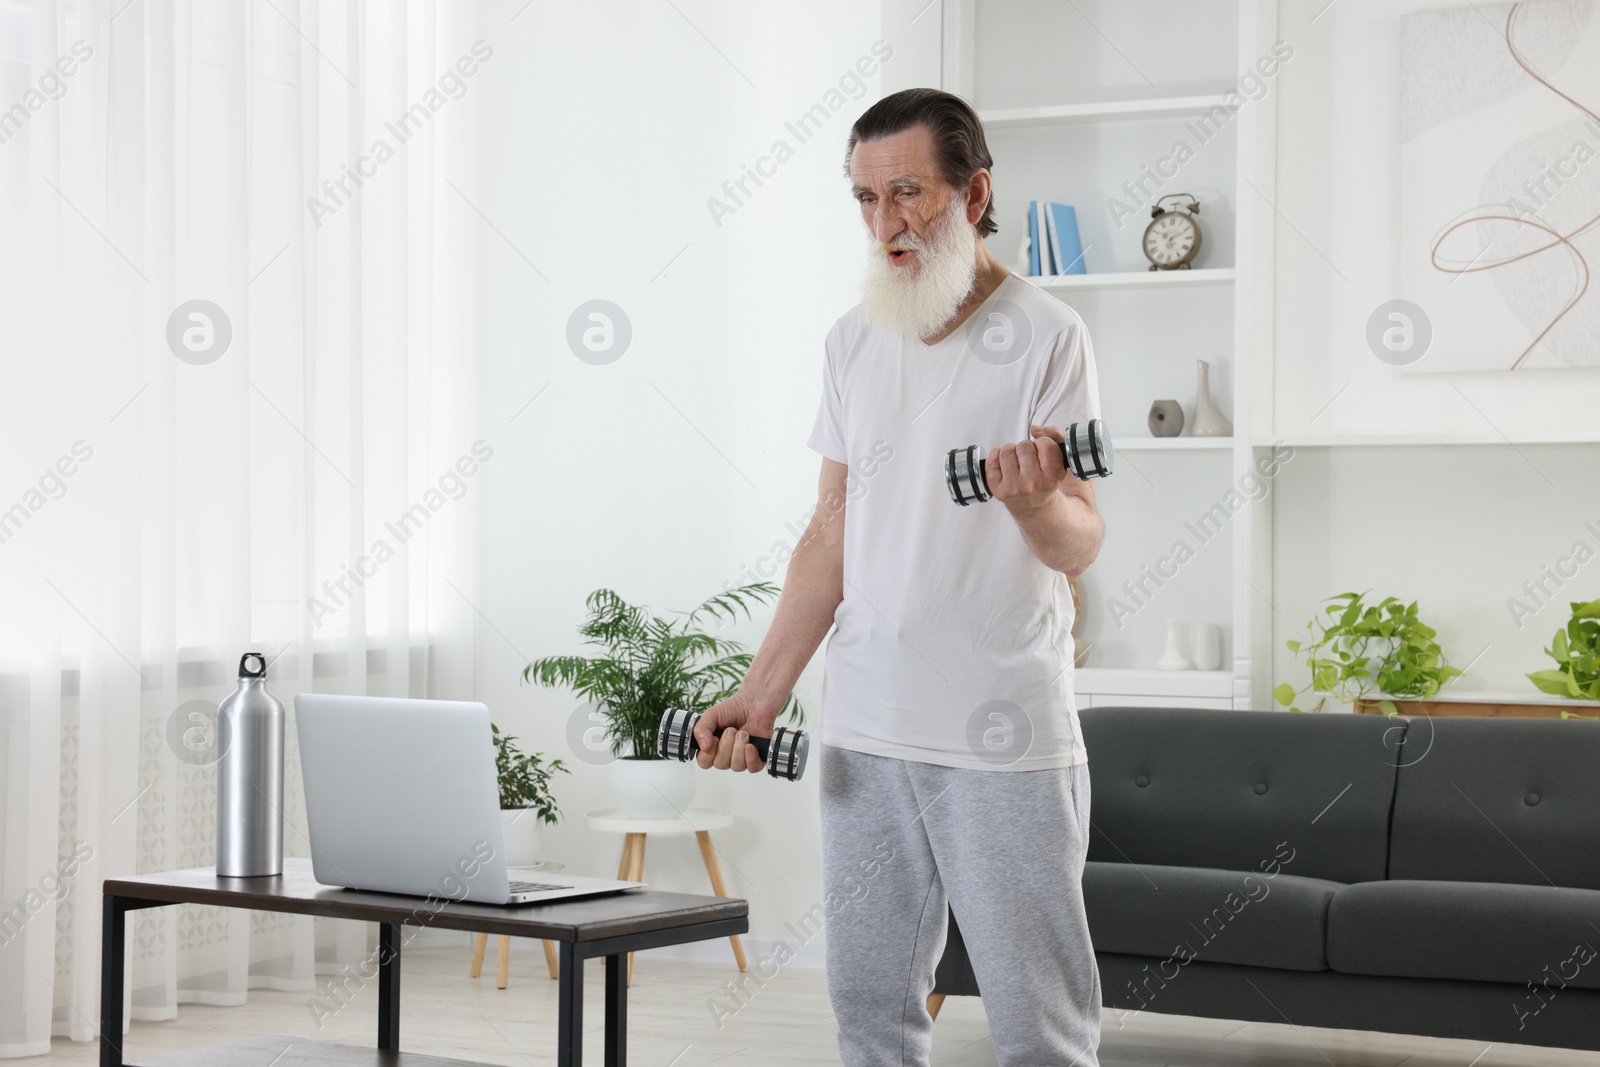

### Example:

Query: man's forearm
xmin=739 ymin=527 xmax=844 ymax=718
xmin=1005 ymin=490 xmax=1103 ymax=576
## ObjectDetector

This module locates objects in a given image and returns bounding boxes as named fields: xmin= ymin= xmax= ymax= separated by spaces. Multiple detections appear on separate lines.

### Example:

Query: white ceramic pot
xmin=1156 ymin=620 xmax=1191 ymax=670
xmin=610 ymin=757 xmax=697 ymax=821
xmin=499 ymin=808 xmax=544 ymax=868
xmin=1189 ymin=622 xmax=1223 ymax=671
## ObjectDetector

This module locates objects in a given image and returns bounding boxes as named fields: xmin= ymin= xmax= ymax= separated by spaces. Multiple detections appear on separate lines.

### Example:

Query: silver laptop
xmin=295 ymin=693 xmax=644 ymax=905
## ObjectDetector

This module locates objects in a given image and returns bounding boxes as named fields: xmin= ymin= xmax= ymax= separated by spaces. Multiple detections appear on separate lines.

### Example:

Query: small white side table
xmin=586 ymin=806 xmax=747 ymax=985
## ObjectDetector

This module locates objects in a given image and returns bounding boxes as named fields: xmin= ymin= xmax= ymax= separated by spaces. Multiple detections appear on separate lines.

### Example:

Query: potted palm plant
xmin=493 ymin=724 xmax=569 ymax=866
xmin=523 ymin=582 xmax=803 ymax=820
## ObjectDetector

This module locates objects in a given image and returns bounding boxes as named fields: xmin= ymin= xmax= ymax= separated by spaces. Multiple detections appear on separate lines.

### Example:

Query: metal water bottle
xmin=216 ymin=652 xmax=284 ymax=877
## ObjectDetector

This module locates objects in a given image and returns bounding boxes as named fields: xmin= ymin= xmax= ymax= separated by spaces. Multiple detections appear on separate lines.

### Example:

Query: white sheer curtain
xmin=0 ymin=0 xmax=483 ymax=1056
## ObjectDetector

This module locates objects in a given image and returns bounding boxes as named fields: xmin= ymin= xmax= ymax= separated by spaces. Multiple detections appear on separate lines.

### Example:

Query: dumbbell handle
xmin=946 ymin=419 xmax=1114 ymax=506
xmin=658 ymin=707 xmax=809 ymax=781
xmin=706 ymin=727 xmax=772 ymax=763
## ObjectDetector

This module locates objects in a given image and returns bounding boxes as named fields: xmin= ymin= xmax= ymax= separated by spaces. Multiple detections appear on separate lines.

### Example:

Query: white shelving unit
xmin=1258 ymin=432 xmax=1600 ymax=447
xmin=1117 ymin=437 xmax=1233 ymax=451
xmin=977 ymin=94 xmax=1234 ymax=129
xmin=1024 ymin=268 xmax=1237 ymax=292
xmin=880 ymin=1 xmax=1598 ymax=712
xmin=1074 ymin=668 xmax=1235 ymax=710
xmin=886 ymin=0 xmax=1273 ymax=709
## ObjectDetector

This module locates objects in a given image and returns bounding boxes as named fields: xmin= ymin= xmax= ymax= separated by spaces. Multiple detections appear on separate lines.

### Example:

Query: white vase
xmin=1156 ymin=621 xmax=1190 ymax=670
xmin=1189 ymin=623 xmax=1222 ymax=671
xmin=499 ymin=808 xmax=544 ymax=868
xmin=1189 ymin=360 xmax=1233 ymax=437
xmin=610 ymin=758 xmax=697 ymax=821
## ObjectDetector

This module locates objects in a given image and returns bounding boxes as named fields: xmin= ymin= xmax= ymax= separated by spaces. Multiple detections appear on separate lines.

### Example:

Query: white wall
xmin=471 ymin=1 xmax=884 ymax=955
xmin=1267 ymin=0 xmax=1600 ymax=700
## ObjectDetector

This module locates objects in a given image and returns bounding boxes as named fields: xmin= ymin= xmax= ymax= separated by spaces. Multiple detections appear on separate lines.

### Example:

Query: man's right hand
xmin=686 ymin=457 xmax=844 ymax=775
xmin=693 ymin=690 xmax=778 ymax=774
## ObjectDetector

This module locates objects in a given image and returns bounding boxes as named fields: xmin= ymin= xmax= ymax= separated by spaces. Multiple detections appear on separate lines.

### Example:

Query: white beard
xmin=859 ymin=196 xmax=980 ymax=342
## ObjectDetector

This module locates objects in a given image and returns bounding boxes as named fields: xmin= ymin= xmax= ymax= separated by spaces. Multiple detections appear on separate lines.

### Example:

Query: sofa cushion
xmin=1084 ymin=860 xmax=1343 ymax=972
xmin=1082 ymin=707 xmax=1399 ymax=884
xmin=1388 ymin=717 xmax=1600 ymax=890
xmin=1328 ymin=880 xmax=1600 ymax=990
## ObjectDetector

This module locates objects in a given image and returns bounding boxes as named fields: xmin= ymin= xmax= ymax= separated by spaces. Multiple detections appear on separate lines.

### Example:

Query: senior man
xmin=694 ymin=87 xmax=1105 ymax=1067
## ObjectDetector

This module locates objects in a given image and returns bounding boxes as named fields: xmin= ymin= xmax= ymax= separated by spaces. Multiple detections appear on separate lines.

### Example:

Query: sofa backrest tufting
xmin=1387 ymin=715 xmax=1600 ymax=890
xmin=1080 ymin=707 xmax=1402 ymax=884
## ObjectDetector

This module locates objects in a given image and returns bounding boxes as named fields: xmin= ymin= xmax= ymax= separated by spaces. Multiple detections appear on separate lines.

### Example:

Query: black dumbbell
xmin=657 ymin=707 xmax=810 ymax=782
xmin=945 ymin=419 xmax=1114 ymax=506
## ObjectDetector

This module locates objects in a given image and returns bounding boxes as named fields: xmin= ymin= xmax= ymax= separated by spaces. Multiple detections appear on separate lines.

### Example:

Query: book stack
xmin=1026 ymin=201 xmax=1088 ymax=276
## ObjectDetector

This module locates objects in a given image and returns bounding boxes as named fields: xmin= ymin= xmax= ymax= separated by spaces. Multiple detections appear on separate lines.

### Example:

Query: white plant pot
xmin=1189 ymin=622 xmax=1223 ymax=672
xmin=499 ymin=808 xmax=544 ymax=868
xmin=1156 ymin=620 xmax=1191 ymax=670
xmin=610 ymin=758 xmax=697 ymax=821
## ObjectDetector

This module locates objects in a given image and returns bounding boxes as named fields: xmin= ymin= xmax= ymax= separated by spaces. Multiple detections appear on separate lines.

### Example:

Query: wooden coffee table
xmin=100 ymin=859 xmax=747 ymax=1067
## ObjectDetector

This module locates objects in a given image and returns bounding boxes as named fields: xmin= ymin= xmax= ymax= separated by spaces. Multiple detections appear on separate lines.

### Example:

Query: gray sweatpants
xmin=819 ymin=743 xmax=1102 ymax=1067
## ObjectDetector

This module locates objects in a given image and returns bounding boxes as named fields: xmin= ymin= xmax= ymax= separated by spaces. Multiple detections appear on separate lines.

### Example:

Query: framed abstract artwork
xmin=1399 ymin=0 xmax=1600 ymax=372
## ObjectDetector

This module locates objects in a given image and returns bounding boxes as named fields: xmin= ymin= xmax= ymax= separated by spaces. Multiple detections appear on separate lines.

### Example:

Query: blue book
xmin=1027 ymin=201 xmax=1041 ymax=276
xmin=1036 ymin=201 xmax=1054 ymax=275
xmin=1046 ymin=203 xmax=1086 ymax=274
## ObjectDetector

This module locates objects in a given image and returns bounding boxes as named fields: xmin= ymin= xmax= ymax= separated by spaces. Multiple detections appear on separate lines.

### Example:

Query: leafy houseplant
xmin=522 ymin=582 xmax=804 ymax=762
xmin=1274 ymin=592 xmax=1462 ymax=715
xmin=1527 ymin=598 xmax=1600 ymax=704
xmin=491 ymin=724 xmax=569 ymax=866
xmin=491 ymin=723 xmax=569 ymax=822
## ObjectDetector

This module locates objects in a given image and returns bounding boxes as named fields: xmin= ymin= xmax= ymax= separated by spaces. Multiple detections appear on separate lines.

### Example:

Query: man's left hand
xmin=985 ymin=424 xmax=1071 ymax=510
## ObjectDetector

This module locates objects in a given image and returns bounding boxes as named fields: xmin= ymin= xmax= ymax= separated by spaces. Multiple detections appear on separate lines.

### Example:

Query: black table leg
xmin=378 ymin=922 xmax=401 ymax=1051
xmin=558 ymin=942 xmax=582 ymax=1067
xmin=604 ymin=951 xmax=627 ymax=1067
xmin=99 ymin=896 xmax=127 ymax=1067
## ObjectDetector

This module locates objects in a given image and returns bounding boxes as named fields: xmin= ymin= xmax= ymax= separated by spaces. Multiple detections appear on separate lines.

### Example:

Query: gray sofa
xmin=932 ymin=706 xmax=1600 ymax=1052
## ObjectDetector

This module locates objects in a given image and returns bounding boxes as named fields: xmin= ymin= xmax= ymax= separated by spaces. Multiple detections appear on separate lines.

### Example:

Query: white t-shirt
xmin=806 ymin=272 xmax=1101 ymax=772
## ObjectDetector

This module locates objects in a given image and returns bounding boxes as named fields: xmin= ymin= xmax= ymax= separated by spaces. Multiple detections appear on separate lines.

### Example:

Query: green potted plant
xmin=523 ymin=582 xmax=803 ymax=819
xmin=492 ymin=723 xmax=569 ymax=866
xmin=1527 ymin=598 xmax=1600 ymax=715
xmin=1274 ymin=592 xmax=1462 ymax=715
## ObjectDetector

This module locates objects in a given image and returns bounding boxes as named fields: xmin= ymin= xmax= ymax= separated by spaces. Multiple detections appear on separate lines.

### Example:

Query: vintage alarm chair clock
xmin=1143 ymin=193 xmax=1202 ymax=271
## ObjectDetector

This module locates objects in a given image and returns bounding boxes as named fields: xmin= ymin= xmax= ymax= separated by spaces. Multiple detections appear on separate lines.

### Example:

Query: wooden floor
xmin=22 ymin=944 xmax=1595 ymax=1066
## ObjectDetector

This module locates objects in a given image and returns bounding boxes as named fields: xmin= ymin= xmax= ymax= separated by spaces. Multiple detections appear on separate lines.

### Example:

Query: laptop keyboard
xmin=508 ymin=880 xmax=570 ymax=893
